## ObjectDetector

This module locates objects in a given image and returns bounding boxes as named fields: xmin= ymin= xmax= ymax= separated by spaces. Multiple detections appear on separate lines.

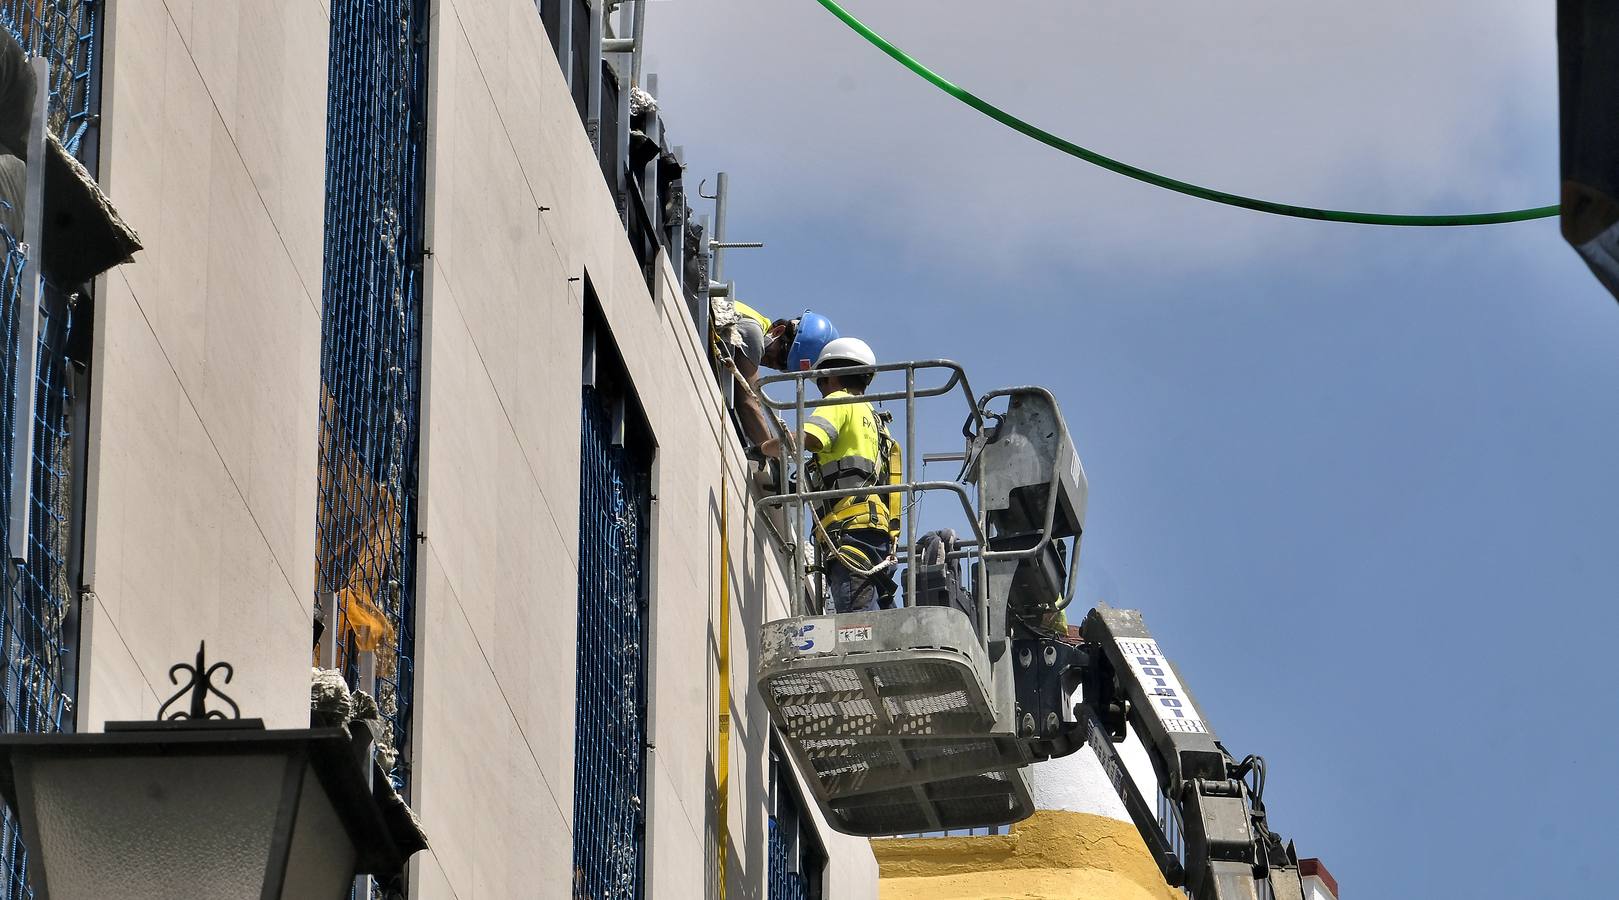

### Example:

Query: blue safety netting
xmin=768 ymin=818 xmax=812 ymax=900
xmin=316 ymin=0 xmax=428 ymax=826
xmin=0 ymin=236 xmax=80 ymax=900
xmin=0 ymin=2 xmax=97 ymax=897
xmin=573 ymin=384 xmax=650 ymax=900
xmin=0 ymin=0 xmax=98 ymax=157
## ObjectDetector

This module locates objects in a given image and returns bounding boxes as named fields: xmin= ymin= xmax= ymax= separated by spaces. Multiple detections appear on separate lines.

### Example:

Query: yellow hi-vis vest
xmin=732 ymin=300 xmax=770 ymax=332
xmin=710 ymin=300 xmax=772 ymax=365
xmin=803 ymin=391 xmax=902 ymax=537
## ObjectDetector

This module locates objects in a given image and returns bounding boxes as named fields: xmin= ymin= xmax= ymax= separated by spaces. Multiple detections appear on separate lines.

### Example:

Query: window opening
xmin=0 ymin=4 xmax=101 ymax=898
xmin=313 ymin=5 xmax=429 ymax=887
xmin=574 ymin=288 xmax=652 ymax=900
xmin=769 ymin=741 xmax=827 ymax=900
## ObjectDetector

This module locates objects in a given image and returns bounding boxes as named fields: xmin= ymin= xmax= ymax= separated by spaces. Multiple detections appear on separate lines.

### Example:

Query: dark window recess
xmin=599 ymin=60 xmax=623 ymax=210
xmin=574 ymin=286 xmax=653 ymax=900
xmin=570 ymin=0 xmax=592 ymax=123
xmin=769 ymin=745 xmax=828 ymax=900
xmin=539 ymin=0 xmax=562 ymax=53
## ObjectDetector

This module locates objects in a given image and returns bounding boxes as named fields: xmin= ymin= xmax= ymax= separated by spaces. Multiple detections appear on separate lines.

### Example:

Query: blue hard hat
xmin=787 ymin=312 xmax=838 ymax=371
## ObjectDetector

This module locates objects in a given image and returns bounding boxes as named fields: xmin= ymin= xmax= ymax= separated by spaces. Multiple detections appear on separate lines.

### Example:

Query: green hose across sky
xmin=814 ymin=0 xmax=1560 ymax=227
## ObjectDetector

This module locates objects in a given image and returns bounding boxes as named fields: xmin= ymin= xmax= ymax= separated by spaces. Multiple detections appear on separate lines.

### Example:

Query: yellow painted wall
xmin=875 ymin=810 xmax=1183 ymax=900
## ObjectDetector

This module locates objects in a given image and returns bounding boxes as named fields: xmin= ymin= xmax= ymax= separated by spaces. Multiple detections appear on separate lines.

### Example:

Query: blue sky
xmin=648 ymin=2 xmax=1619 ymax=895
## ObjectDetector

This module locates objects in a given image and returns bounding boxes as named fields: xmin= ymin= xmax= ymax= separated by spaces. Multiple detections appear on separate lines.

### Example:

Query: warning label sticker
xmin=837 ymin=625 xmax=873 ymax=643
xmin=1116 ymin=638 xmax=1208 ymax=734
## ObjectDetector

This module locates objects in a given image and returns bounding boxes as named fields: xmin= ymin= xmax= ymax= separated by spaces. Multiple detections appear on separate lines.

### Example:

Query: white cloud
xmin=641 ymin=0 xmax=1560 ymax=273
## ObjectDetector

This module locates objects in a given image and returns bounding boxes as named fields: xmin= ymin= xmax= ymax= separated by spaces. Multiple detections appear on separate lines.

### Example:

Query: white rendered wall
xmin=1304 ymin=873 xmax=1339 ymax=900
xmin=80 ymin=0 xmax=328 ymax=730
xmin=1030 ymin=717 xmax=1162 ymax=823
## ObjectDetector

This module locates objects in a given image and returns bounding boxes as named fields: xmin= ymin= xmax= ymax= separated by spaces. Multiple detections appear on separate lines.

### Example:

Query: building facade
xmin=65 ymin=0 xmax=878 ymax=896
xmin=0 ymin=2 xmax=1322 ymax=899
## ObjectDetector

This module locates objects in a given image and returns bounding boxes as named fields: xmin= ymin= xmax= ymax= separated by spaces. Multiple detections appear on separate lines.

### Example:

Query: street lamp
xmin=0 ymin=644 xmax=425 ymax=900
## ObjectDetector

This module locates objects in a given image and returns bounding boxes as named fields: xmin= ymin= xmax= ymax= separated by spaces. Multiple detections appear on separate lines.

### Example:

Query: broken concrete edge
xmin=43 ymin=132 xmax=141 ymax=288
xmin=311 ymin=666 xmax=430 ymax=855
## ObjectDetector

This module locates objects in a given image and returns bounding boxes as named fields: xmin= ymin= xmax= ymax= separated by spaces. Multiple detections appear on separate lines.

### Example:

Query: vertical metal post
xmin=557 ymin=0 xmax=575 ymax=89
xmin=904 ymin=367 xmax=917 ymax=609
xmin=976 ymin=468 xmax=990 ymax=646
xmin=614 ymin=68 xmax=631 ymax=211
xmin=642 ymin=75 xmax=661 ymax=231
xmin=711 ymin=172 xmax=729 ymax=282
xmin=630 ymin=0 xmax=647 ymax=88
xmin=353 ymin=643 xmax=378 ymax=897
xmin=708 ymin=178 xmax=735 ymax=407
xmin=318 ymin=593 xmax=339 ymax=670
xmin=10 ymin=58 xmax=48 ymax=564
xmin=358 ymin=646 xmax=378 ymax=695
xmin=792 ymin=376 xmax=808 ymax=614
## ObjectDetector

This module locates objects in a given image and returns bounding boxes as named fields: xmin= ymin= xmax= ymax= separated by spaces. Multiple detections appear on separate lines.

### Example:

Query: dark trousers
xmin=825 ymin=529 xmax=895 ymax=614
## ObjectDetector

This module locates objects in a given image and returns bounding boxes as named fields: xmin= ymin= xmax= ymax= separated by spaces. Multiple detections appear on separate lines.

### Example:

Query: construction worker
xmin=713 ymin=300 xmax=837 ymax=448
xmin=758 ymin=337 xmax=902 ymax=613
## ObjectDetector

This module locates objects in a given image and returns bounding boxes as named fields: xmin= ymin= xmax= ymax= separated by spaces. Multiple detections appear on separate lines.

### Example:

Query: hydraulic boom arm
xmin=1070 ymin=606 xmax=1306 ymax=900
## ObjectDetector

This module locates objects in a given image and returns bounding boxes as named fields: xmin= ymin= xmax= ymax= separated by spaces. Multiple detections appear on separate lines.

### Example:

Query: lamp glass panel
xmin=279 ymin=762 xmax=357 ymax=900
xmin=23 ymin=753 xmax=289 ymax=900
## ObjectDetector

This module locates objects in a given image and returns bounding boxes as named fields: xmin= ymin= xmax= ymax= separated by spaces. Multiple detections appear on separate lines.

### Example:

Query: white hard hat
xmin=814 ymin=337 xmax=876 ymax=370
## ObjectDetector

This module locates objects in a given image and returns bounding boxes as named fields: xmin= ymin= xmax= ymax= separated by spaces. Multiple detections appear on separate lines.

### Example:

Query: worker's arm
xmin=757 ymin=407 xmax=840 ymax=458
xmin=757 ymin=431 xmax=823 ymax=458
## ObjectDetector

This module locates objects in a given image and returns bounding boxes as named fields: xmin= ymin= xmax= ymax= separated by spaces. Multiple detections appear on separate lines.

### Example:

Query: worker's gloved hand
xmin=745 ymin=445 xmax=767 ymax=464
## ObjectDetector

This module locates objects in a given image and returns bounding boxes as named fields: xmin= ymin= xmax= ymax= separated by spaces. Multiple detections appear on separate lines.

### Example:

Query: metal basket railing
xmin=757 ymin=361 xmax=1082 ymax=640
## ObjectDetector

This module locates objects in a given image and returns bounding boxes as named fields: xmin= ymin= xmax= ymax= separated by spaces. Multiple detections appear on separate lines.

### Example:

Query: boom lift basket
xmin=752 ymin=363 xmax=1084 ymax=836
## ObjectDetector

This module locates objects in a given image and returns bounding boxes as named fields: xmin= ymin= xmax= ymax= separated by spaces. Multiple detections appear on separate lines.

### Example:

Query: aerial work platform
xmin=751 ymin=363 xmax=1082 ymax=836
xmin=748 ymin=359 xmax=1312 ymax=900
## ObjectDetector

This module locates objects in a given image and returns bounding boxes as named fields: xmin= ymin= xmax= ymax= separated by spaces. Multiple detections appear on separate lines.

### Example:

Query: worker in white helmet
xmin=758 ymin=337 xmax=903 ymax=613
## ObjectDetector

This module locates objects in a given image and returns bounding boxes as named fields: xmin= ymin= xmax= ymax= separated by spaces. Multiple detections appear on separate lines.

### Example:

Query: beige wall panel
xmin=647 ymin=750 xmax=706 ymax=893
xmin=106 ymin=4 xmax=213 ymax=393
xmin=413 ymin=545 xmax=575 ymax=895
xmin=644 ymin=516 xmax=708 ymax=828
xmin=83 ymin=274 xmax=310 ymax=728
xmin=225 ymin=0 xmax=332 ymax=298
xmin=75 ymin=595 xmax=160 ymax=729
xmin=408 ymin=850 xmax=457 ymax=900
xmin=85 ymin=0 xmax=326 ymax=728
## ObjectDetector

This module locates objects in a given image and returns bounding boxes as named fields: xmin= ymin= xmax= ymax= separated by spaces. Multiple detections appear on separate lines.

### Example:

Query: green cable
xmin=815 ymin=0 xmax=1559 ymax=226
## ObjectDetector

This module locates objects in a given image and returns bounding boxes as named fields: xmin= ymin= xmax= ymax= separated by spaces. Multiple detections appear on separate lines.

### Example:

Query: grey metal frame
xmin=9 ymin=58 xmax=48 ymax=563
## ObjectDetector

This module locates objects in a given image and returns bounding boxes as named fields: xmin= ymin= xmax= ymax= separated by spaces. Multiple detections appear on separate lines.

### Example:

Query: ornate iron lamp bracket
xmin=157 ymin=641 xmax=242 ymax=721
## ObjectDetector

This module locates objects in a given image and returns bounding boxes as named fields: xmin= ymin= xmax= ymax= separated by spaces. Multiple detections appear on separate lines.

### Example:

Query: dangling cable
xmin=813 ymin=0 xmax=1559 ymax=227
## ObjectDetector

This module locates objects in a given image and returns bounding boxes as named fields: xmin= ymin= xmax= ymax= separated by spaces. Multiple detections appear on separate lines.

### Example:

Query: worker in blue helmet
xmin=716 ymin=302 xmax=838 ymax=447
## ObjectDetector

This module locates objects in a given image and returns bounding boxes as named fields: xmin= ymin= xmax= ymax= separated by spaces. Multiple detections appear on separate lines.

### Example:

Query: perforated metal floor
xmin=759 ymin=607 xmax=1036 ymax=835
xmin=824 ymin=769 xmax=1032 ymax=837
